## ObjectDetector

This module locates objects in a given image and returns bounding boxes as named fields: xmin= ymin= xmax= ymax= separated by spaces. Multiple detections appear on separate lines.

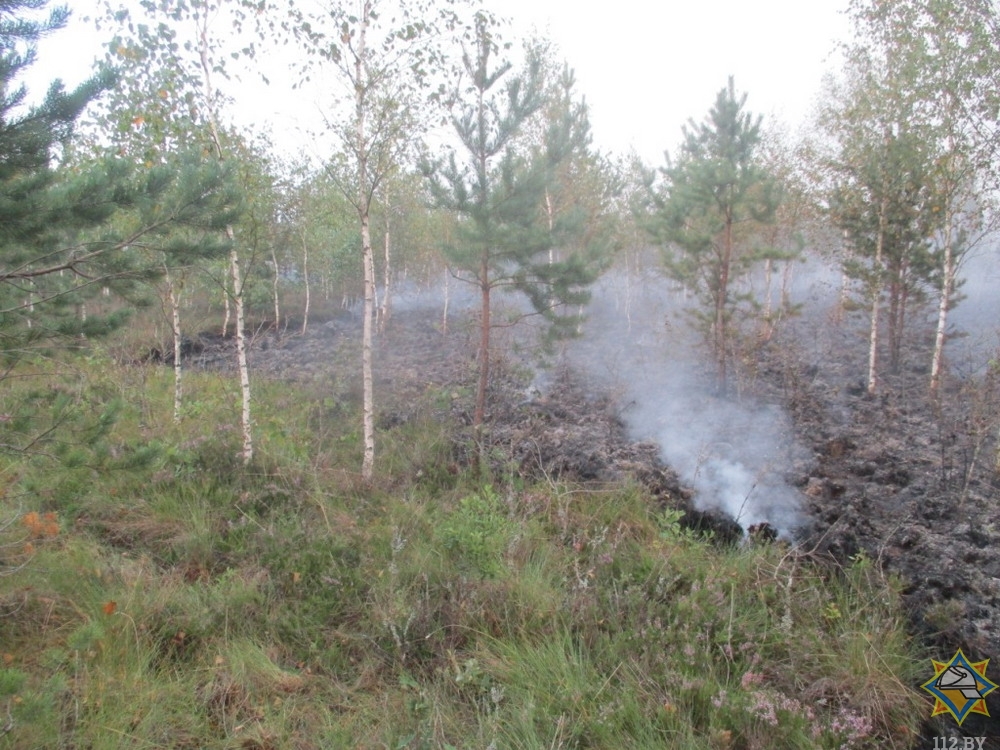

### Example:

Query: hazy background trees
xmin=4 ymin=0 xmax=1000 ymax=478
xmin=819 ymin=0 xmax=1000 ymax=395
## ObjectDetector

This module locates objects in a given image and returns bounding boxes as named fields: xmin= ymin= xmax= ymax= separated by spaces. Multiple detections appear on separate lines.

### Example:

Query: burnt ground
xmin=183 ymin=304 xmax=1000 ymax=746
xmin=759 ymin=313 xmax=1000 ymax=745
xmin=764 ymin=317 xmax=1000 ymax=643
xmin=184 ymin=308 xmax=737 ymax=538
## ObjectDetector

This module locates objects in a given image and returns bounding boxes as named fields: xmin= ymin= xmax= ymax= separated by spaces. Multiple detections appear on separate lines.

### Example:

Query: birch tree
xmin=826 ymin=0 xmax=1000 ymax=394
xmin=861 ymin=0 xmax=1000 ymax=393
xmin=101 ymin=0 xmax=262 ymax=462
xmin=284 ymin=0 xmax=461 ymax=481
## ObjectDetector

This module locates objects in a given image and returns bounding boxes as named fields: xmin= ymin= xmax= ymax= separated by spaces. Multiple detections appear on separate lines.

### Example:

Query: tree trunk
xmin=198 ymin=9 xmax=252 ymax=464
xmin=897 ymin=267 xmax=910 ymax=372
xmin=624 ymin=248 xmax=632 ymax=333
xmin=442 ymin=264 xmax=450 ymax=335
xmin=205 ymin=129 xmax=249 ymax=460
xmin=762 ymin=257 xmax=773 ymax=340
xmin=887 ymin=258 xmax=909 ymax=374
xmin=545 ymin=188 xmax=557 ymax=311
xmin=378 ymin=195 xmax=392 ymax=335
xmin=222 ymin=279 xmax=231 ymax=337
xmin=356 ymin=0 xmax=375 ymax=482
xmin=230 ymin=244 xmax=253 ymax=464
xmin=270 ymin=247 xmax=281 ymax=336
xmin=867 ymin=291 xmax=880 ymax=395
xmin=300 ymin=230 xmax=310 ymax=335
xmin=715 ymin=213 xmax=733 ymax=394
xmin=780 ymin=260 xmax=793 ymax=312
xmin=930 ymin=220 xmax=954 ymax=394
xmin=474 ymin=264 xmax=491 ymax=472
xmin=361 ymin=213 xmax=376 ymax=481
xmin=867 ymin=194 xmax=889 ymax=395
xmin=887 ymin=270 xmax=900 ymax=373
xmin=166 ymin=266 xmax=183 ymax=423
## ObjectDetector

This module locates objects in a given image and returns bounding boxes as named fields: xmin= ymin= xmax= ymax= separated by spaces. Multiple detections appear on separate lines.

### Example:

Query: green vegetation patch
xmin=0 ymin=354 xmax=927 ymax=749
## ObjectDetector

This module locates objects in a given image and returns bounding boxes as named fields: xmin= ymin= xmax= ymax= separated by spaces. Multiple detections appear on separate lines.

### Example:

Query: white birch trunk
xmin=222 ymin=277 xmax=231 ymax=337
xmin=301 ymin=231 xmax=310 ymax=336
xmin=356 ymin=1 xmax=376 ymax=482
xmin=867 ymin=196 xmax=889 ymax=395
xmin=867 ymin=285 xmax=881 ymax=395
xmin=230 ymin=244 xmax=253 ymax=464
xmin=166 ymin=267 xmax=183 ymax=423
xmin=929 ymin=220 xmax=954 ymax=394
xmin=378 ymin=197 xmax=392 ymax=335
xmin=270 ymin=247 xmax=281 ymax=335
xmin=362 ymin=222 xmax=376 ymax=480
xmin=199 ymin=14 xmax=252 ymax=464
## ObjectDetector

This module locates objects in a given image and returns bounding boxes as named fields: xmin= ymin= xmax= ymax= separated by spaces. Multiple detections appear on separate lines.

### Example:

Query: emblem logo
xmin=920 ymin=649 xmax=997 ymax=726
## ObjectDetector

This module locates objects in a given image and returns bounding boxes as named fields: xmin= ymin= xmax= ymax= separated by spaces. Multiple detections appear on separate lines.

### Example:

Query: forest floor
xmin=6 ymin=289 xmax=997 ymax=747
xmin=762 ymin=317 xmax=1000 ymax=641
xmin=189 ymin=298 xmax=1000 ymax=744
xmin=761 ymin=312 xmax=1000 ymax=742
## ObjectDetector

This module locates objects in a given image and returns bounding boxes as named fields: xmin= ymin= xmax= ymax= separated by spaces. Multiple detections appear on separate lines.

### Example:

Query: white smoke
xmin=945 ymin=239 xmax=1000 ymax=375
xmin=561 ymin=263 xmax=810 ymax=536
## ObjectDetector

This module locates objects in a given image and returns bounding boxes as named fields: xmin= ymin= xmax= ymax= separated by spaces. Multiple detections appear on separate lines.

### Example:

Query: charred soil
xmin=759 ymin=313 xmax=1000 ymax=743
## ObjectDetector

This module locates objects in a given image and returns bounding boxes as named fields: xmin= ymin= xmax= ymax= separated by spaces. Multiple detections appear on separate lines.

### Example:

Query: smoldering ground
xmin=558 ymin=264 xmax=814 ymax=537
xmin=212 ymin=238 xmax=1000 ymax=547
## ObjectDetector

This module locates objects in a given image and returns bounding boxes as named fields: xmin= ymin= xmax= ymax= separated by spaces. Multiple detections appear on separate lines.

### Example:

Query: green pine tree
xmin=0 ymin=0 xmax=241 ymax=475
xmin=0 ymin=0 xmax=241 ymax=362
xmin=646 ymin=77 xmax=781 ymax=394
xmin=424 ymin=20 xmax=606 ymax=463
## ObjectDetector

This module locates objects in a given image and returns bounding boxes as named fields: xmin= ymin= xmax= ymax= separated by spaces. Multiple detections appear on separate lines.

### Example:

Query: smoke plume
xmin=561 ymin=265 xmax=810 ymax=536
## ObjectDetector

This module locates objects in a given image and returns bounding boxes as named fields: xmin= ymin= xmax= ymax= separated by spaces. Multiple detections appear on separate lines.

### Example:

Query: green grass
xmin=0 ymin=350 xmax=929 ymax=749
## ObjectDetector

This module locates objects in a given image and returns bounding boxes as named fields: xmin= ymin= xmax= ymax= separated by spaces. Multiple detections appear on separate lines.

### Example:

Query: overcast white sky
xmin=492 ymin=0 xmax=851 ymax=162
xmin=29 ymin=0 xmax=851 ymax=166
